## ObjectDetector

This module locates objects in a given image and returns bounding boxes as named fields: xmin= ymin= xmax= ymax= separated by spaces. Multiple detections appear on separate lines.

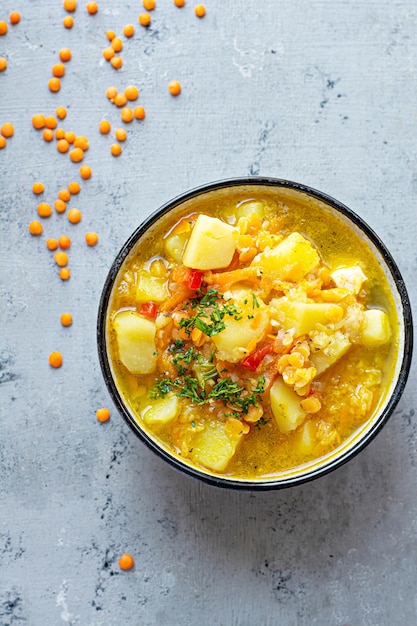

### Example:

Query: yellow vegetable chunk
xmin=270 ymin=377 xmax=307 ymax=434
xmin=164 ymin=232 xmax=189 ymax=263
xmin=113 ymin=310 xmax=157 ymax=374
xmin=141 ymin=394 xmax=180 ymax=426
xmin=270 ymin=298 xmax=344 ymax=337
xmin=331 ymin=265 xmax=367 ymax=294
xmin=360 ymin=309 xmax=391 ymax=346
xmin=296 ymin=419 xmax=317 ymax=454
xmin=310 ymin=332 xmax=351 ymax=375
xmin=136 ymin=271 xmax=169 ymax=303
xmin=252 ymin=232 xmax=320 ymax=281
xmin=235 ymin=200 xmax=265 ymax=219
xmin=182 ymin=214 xmax=237 ymax=270
xmin=190 ymin=421 xmax=242 ymax=472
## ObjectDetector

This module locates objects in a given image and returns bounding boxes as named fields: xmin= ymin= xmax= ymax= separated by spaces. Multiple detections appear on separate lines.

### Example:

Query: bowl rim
xmin=97 ymin=176 xmax=414 ymax=490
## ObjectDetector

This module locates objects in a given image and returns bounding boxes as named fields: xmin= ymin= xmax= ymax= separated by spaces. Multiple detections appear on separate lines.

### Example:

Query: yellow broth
xmin=106 ymin=187 xmax=399 ymax=480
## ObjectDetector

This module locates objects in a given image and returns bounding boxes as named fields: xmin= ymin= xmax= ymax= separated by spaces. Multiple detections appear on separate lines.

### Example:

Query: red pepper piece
xmin=185 ymin=269 xmax=204 ymax=290
xmin=139 ymin=302 xmax=158 ymax=319
xmin=241 ymin=343 xmax=275 ymax=371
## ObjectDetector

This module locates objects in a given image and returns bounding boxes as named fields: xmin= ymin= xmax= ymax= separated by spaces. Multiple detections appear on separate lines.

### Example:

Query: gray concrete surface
xmin=1 ymin=1 xmax=416 ymax=625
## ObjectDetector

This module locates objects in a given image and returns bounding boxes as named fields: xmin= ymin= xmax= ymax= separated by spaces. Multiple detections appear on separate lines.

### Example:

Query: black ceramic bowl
xmin=97 ymin=177 xmax=413 ymax=489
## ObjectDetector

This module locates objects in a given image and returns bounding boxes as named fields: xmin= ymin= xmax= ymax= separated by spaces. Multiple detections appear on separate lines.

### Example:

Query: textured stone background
xmin=1 ymin=2 xmax=416 ymax=625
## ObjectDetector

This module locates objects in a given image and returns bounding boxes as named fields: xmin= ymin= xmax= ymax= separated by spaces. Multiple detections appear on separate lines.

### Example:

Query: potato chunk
xmin=331 ymin=265 xmax=367 ymax=294
xmin=113 ymin=310 xmax=157 ymax=375
xmin=310 ymin=332 xmax=351 ymax=375
xmin=190 ymin=421 xmax=242 ymax=472
xmin=270 ymin=378 xmax=307 ymax=433
xmin=252 ymin=232 xmax=320 ymax=281
xmin=141 ymin=394 xmax=180 ymax=426
xmin=360 ymin=309 xmax=391 ymax=346
xmin=136 ymin=271 xmax=169 ymax=304
xmin=182 ymin=214 xmax=237 ymax=270
xmin=270 ymin=298 xmax=344 ymax=337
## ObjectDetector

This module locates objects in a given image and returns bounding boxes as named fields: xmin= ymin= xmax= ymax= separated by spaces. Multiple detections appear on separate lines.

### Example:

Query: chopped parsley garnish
xmin=178 ymin=288 xmax=242 ymax=338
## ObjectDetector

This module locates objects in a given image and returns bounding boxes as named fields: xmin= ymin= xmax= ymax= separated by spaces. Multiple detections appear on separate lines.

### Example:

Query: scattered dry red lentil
xmin=58 ymin=188 xmax=71 ymax=201
xmin=133 ymin=106 xmax=146 ymax=120
xmin=49 ymin=351 xmax=63 ymax=368
xmin=174 ymin=0 xmax=185 ymax=7
xmin=45 ymin=116 xmax=58 ymax=129
xmin=68 ymin=181 xmax=80 ymax=194
xmin=37 ymin=202 xmax=53 ymax=218
xmin=142 ymin=0 xmax=156 ymax=10
xmin=121 ymin=107 xmax=133 ymax=123
xmin=0 ymin=58 xmax=7 ymax=72
xmin=59 ymin=267 xmax=71 ymax=280
xmin=32 ymin=182 xmax=45 ymax=194
xmin=59 ymin=235 xmax=71 ymax=249
xmin=55 ymin=128 xmax=66 ymax=140
xmin=32 ymin=114 xmax=46 ymax=129
xmin=79 ymin=164 xmax=92 ymax=179
xmin=111 ymin=37 xmax=123 ymax=52
xmin=106 ymin=86 xmax=118 ymax=101
xmin=69 ymin=147 xmax=84 ymax=162
xmin=65 ymin=131 xmax=76 ymax=144
xmin=9 ymin=12 xmax=21 ymax=25
xmin=57 ymin=138 xmax=70 ymax=153
xmin=59 ymin=48 xmax=72 ymax=62
xmin=125 ymin=85 xmax=139 ymax=101
xmin=86 ymin=1 xmax=99 ymax=14
xmin=54 ymin=251 xmax=69 ymax=266
xmin=194 ymin=4 xmax=206 ymax=17
xmin=168 ymin=80 xmax=181 ymax=96
xmin=85 ymin=231 xmax=99 ymax=246
xmin=54 ymin=199 xmax=67 ymax=213
xmin=60 ymin=312 xmax=73 ymax=327
xmin=123 ymin=24 xmax=135 ymax=37
xmin=114 ymin=93 xmax=127 ymax=107
xmin=43 ymin=128 xmax=54 ymax=142
xmin=110 ymin=56 xmax=123 ymax=70
xmin=1 ymin=122 xmax=14 ymax=138
xmin=110 ymin=143 xmax=122 ymax=156
xmin=68 ymin=208 xmax=82 ymax=223
xmin=99 ymin=119 xmax=111 ymax=134
xmin=52 ymin=63 xmax=66 ymax=78
xmin=0 ymin=136 xmax=6 ymax=149
xmin=63 ymin=0 xmax=77 ymax=11
xmin=48 ymin=77 xmax=61 ymax=93
xmin=102 ymin=46 xmax=115 ymax=61
xmin=118 ymin=554 xmax=134 ymax=570
xmin=74 ymin=135 xmax=89 ymax=151
xmin=0 ymin=21 xmax=9 ymax=35
xmin=63 ymin=16 xmax=74 ymax=28
xmin=96 ymin=407 xmax=110 ymax=422
xmin=46 ymin=238 xmax=59 ymax=251
xmin=115 ymin=128 xmax=127 ymax=141
xmin=106 ymin=30 xmax=116 ymax=41
xmin=56 ymin=106 xmax=67 ymax=120
xmin=138 ymin=13 xmax=151 ymax=27
xmin=29 ymin=221 xmax=43 ymax=236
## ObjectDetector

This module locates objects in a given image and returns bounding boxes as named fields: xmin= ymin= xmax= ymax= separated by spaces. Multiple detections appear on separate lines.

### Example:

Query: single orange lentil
xmin=0 ymin=136 xmax=6 ymax=149
xmin=32 ymin=114 xmax=46 ymax=130
xmin=110 ymin=56 xmax=123 ymax=70
xmin=115 ymin=127 xmax=127 ymax=141
xmin=99 ymin=119 xmax=111 ymax=134
xmin=29 ymin=221 xmax=43 ymax=236
xmin=79 ymin=164 xmax=92 ymax=179
xmin=37 ymin=202 xmax=53 ymax=218
xmin=106 ymin=30 xmax=116 ymax=41
xmin=168 ymin=80 xmax=181 ymax=96
xmin=63 ymin=16 xmax=74 ymax=28
xmin=86 ymin=1 xmax=99 ymax=14
xmin=54 ymin=198 xmax=67 ymax=213
xmin=111 ymin=37 xmax=123 ymax=52
xmin=57 ymin=138 xmax=70 ymax=153
xmin=56 ymin=106 xmax=67 ymax=120
xmin=96 ymin=407 xmax=110 ymax=422
xmin=125 ymin=85 xmax=139 ymax=101
xmin=54 ymin=251 xmax=69 ymax=266
xmin=48 ymin=351 xmax=63 ymax=368
xmin=138 ymin=13 xmax=151 ymax=27
xmin=63 ymin=0 xmax=77 ymax=11
xmin=69 ymin=147 xmax=84 ymax=162
xmin=0 ymin=21 xmax=9 ymax=35
xmin=110 ymin=143 xmax=122 ymax=156
xmin=68 ymin=208 xmax=82 ymax=223
xmin=48 ymin=77 xmax=61 ymax=93
xmin=121 ymin=107 xmax=133 ymax=123
xmin=142 ymin=0 xmax=156 ymax=10
xmin=32 ymin=182 xmax=45 ymax=194
xmin=59 ymin=235 xmax=71 ymax=249
xmin=194 ymin=4 xmax=206 ymax=17
xmin=52 ymin=63 xmax=66 ymax=78
xmin=64 ymin=131 xmax=76 ymax=144
xmin=114 ymin=92 xmax=127 ymax=107
xmin=106 ymin=85 xmax=118 ymax=101
xmin=58 ymin=188 xmax=71 ymax=202
xmin=85 ymin=231 xmax=99 ymax=246
xmin=59 ymin=267 xmax=71 ymax=280
xmin=43 ymin=128 xmax=54 ymax=142
xmin=74 ymin=135 xmax=89 ymax=151
xmin=133 ymin=105 xmax=146 ymax=120
xmin=55 ymin=128 xmax=66 ymax=140
xmin=102 ymin=46 xmax=115 ymax=61
xmin=118 ymin=554 xmax=134 ymax=570
xmin=123 ymin=24 xmax=135 ymax=37
xmin=46 ymin=238 xmax=59 ymax=251
xmin=60 ymin=312 xmax=73 ymax=327
xmin=9 ymin=12 xmax=21 ymax=25
xmin=59 ymin=48 xmax=72 ymax=62
xmin=173 ymin=0 xmax=185 ymax=7
xmin=0 ymin=58 xmax=7 ymax=72
xmin=45 ymin=115 xmax=58 ymax=129
xmin=68 ymin=181 xmax=80 ymax=194
xmin=1 ymin=122 xmax=14 ymax=138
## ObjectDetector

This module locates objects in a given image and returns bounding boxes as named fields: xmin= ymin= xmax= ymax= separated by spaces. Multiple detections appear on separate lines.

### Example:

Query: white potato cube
xmin=360 ymin=309 xmax=391 ymax=346
xmin=190 ymin=421 xmax=242 ymax=472
xmin=330 ymin=265 xmax=367 ymax=294
xmin=310 ymin=332 xmax=351 ymax=375
xmin=252 ymin=232 xmax=320 ymax=281
xmin=182 ymin=214 xmax=237 ymax=270
xmin=113 ymin=310 xmax=157 ymax=375
xmin=270 ymin=378 xmax=307 ymax=434
xmin=164 ymin=232 xmax=189 ymax=263
xmin=136 ymin=271 xmax=169 ymax=304
xmin=270 ymin=298 xmax=344 ymax=337
xmin=141 ymin=394 xmax=180 ymax=426
xmin=296 ymin=420 xmax=317 ymax=454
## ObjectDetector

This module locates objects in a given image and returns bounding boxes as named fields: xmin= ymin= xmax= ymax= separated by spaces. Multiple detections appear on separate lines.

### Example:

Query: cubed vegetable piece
xmin=164 ymin=231 xmax=189 ymax=263
xmin=310 ymin=332 xmax=351 ymax=375
xmin=270 ymin=298 xmax=344 ymax=336
xmin=141 ymin=394 xmax=180 ymax=426
xmin=136 ymin=271 xmax=169 ymax=304
xmin=296 ymin=419 xmax=317 ymax=454
xmin=330 ymin=265 xmax=367 ymax=294
xmin=211 ymin=292 xmax=270 ymax=362
xmin=190 ymin=420 xmax=243 ymax=472
xmin=235 ymin=200 xmax=265 ymax=219
xmin=270 ymin=378 xmax=307 ymax=434
xmin=252 ymin=232 xmax=320 ymax=281
xmin=182 ymin=214 xmax=237 ymax=270
xmin=360 ymin=309 xmax=391 ymax=346
xmin=113 ymin=310 xmax=157 ymax=374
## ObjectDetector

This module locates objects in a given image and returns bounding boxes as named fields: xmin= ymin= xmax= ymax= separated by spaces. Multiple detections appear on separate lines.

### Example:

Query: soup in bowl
xmin=97 ymin=178 xmax=413 ymax=489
